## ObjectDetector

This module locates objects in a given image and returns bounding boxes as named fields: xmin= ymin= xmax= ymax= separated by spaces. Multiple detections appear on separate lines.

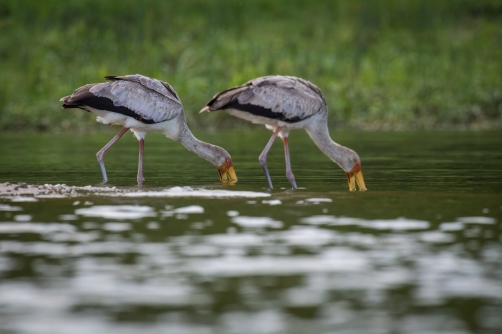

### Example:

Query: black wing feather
xmin=61 ymin=84 xmax=157 ymax=124
xmin=223 ymin=100 xmax=304 ymax=123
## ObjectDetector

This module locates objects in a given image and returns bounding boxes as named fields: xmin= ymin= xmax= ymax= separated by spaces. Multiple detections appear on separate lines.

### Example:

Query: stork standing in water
xmin=60 ymin=74 xmax=237 ymax=184
xmin=200 ymin=75 xmax=365 ymax=191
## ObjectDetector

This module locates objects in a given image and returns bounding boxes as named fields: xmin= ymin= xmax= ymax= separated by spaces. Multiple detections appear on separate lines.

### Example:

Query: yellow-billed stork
xmin=200 ymin=75 xmax=365 ymax=191
xmin=61 ymin=74 xmax=237 ymax=184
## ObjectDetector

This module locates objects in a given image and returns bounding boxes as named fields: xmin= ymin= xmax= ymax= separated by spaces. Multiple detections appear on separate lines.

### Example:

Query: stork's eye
xmin=226 ymin=158 xmax=231 ymax=163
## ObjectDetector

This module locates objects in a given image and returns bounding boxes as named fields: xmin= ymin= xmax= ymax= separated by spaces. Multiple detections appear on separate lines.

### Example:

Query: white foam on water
xmin=301 ymin=216 xmax=430 ymax=230
xmin=14 ymin=214 xmax=32 ymax=222
xmin=220 ymin=310 xmax=284 ymax=334
xmin=71 ymin=275 xmax=197 ymax=307
xmin=36 ymin=194 xmax=68 ymax=199
xmin=418 ymin=231 xmax=455 ymax=243
xmin=1 ymin=241 xmax=69 ymax=256
xmin=276 ymin=226 xmax=336 ymax=246
xmin=205 ymin=233 xmax=264 ymax=247
xmin=0 ymin=204 xmax=23 ymax=211
xmin=48 ymin=232 xmax=100 ymax=243
xmin=456 ymin=216 xmax=496 ymax=225
xmin=305 ymin=198 xmax=333 ymax=203
xmin=442 ymin=276 xmax=502 ymax=299
xmin=439 ymin=222 xmax=465 ymax=231
xmin=58 ymin=214 xmax=79 ymax=221
xmin=146 ymin=222 xmax=159 ymax=229
xmin=175 ymin=205 xmax=204 ymax=214
xmin=75 ymin=205 xmax=156 ymax=220
xmin=9 ymin=196 xmax=38 ymax=202
xmin=161 ymin=205 xmax=205 ymax=219
xmin=103 ymin=222 xmax=132 ymax=232
xmin=301 ymin=215 xmax=366 ymax=226
xmin=363 ymin=218 xmax=430 ymax=230
xmin=82 ymin=222 xmax=99 ymax=229
xmin=0 ymin=223 xmax=75 ymax=234
xmin=414 ymin=253 xmax=502 ymax=306
xmin=1 ymin=314 xmax=213 ymax=334
xmin=70 ymin=242 xmax=137 ymax=256
xmin=226 ymin=210 xmax=239 ymax=217
xmin=0 ymin=278 xmax=212 ymax=334
xmin=262 ymin=199 xmax=282 ymax=205
xmin=282 ymin=287 xmax=327 ymax=307
xmin=325 ymin=268 xmax=415 ymax=293
xmin=163 ymin=205 xmax=204 ymax=215
xmin=231 ymin=216 xmax=283 ymax=228
xmin=185 ymin=251 xmax=368 ymax=277
xmin=180 ymin=244 xmax=220 ymax=257
xmin=120 ymin=186 xmax=271 ymax=199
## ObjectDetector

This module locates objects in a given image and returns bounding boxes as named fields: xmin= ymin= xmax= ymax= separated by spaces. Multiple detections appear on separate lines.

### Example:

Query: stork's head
xmin=207 ymin=144 xmax=237 ymax=184
xmin=217 ymin=156 xmax=238 ymax=184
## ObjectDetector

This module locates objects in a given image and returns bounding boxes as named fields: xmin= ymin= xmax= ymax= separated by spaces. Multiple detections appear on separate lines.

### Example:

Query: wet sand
xmin=0 ymin=182 xmax=121 ymax=198
xmin=0 ymin=182 xmax=270 ymax=200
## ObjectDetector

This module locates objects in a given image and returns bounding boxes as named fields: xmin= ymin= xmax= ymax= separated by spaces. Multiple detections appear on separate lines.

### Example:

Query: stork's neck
xmin=171 ymin=116 xmax=223 ymax=166
xmin=304 ymin=119 xmax=354 ymax=172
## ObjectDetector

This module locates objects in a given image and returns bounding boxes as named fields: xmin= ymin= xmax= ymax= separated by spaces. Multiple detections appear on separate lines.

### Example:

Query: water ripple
xmin=122 ymin=187 xmax=271 ymax=198
xmin=75 ymin=205 xmax=156 ymax=219
xmin=301 ymin=215 xmax=430 ymax=230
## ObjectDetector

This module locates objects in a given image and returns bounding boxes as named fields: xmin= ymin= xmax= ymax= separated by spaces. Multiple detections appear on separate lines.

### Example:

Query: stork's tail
xmin=60 ymin=95 xmax=81 ymax=109
xmin=60 ymin=95 xmax=71 ymax=108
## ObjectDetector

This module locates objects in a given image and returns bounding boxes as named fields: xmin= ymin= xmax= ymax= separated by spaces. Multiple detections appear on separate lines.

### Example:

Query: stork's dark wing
xmin=61 ymin=74 xmax=182 ymax=124
xmin=202 ymin=76 xmax=326 ymax=123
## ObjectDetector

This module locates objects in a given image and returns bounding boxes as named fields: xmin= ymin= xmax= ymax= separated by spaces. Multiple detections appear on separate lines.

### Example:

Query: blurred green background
xmin=0 ymin=0 xmax=501 ymax=131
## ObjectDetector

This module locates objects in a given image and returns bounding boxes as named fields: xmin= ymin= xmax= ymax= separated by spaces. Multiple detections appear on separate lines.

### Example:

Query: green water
xmin=0 ymin=130 xmax=501 ymax=334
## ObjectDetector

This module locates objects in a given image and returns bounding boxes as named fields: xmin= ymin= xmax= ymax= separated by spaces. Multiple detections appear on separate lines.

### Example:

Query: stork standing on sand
xmin=200 ymin=75 xmax=365 ymax=191
xmin=60 ymin=74 xmax=237 ymax=184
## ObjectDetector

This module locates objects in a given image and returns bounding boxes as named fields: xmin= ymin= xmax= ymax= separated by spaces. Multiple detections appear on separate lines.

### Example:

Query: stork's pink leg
xmin=137 ymin=138 xmax=145 ymax=184
xmin=282 ymin=136 xmax=298 ymax=189
xmin=96 ymin=127 xmax=129 ymax=182
xmin=259 ymin=127 xmax=282 ymax=189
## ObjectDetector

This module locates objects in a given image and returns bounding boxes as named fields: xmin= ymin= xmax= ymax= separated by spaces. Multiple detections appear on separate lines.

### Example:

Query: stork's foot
xmin=260 ymin=162 xmax=274 ymax=189
xmin=286 ymin=171 xmax=298 ymax=189
xmin=97 ymin=160 xmax=108 ymax=183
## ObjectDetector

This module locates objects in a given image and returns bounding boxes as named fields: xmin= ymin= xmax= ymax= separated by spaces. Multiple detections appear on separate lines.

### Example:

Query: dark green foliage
xmin=0 ymin=0 xmax=501 ymax=131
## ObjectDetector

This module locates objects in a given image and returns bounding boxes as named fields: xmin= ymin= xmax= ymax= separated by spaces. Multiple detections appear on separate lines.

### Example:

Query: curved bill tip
xmin=347 ymin=170 xmax=367 ymax=191
xmin=199 ymin=106 xmax=210 ymax=114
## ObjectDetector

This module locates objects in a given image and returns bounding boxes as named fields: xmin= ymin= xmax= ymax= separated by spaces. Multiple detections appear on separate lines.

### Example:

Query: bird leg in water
xmin=96 ymin=127 xmax=130 ymax=182
xmin=259 ymin=127 xmax=282 ymax=189
xmin=137 ymin=138 xmax=145 ymax=184
xmin=282 ymin=136 xmax=298 ymax=189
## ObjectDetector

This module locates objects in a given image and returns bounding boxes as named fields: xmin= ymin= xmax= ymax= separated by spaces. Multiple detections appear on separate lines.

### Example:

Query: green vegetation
xmin=0 ymin=0 xmax=501 ymax=131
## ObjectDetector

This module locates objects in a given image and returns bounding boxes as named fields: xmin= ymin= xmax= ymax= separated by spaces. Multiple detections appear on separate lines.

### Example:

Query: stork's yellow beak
xmin=218 ymin=158 xmax=238 ymax=184
xmin=346 ymin=162 xmax=367 ymax=191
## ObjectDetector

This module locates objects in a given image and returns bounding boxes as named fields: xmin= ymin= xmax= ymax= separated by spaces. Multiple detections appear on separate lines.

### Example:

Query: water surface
xmin=0 ymin=130 xmax=501 ymax=334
